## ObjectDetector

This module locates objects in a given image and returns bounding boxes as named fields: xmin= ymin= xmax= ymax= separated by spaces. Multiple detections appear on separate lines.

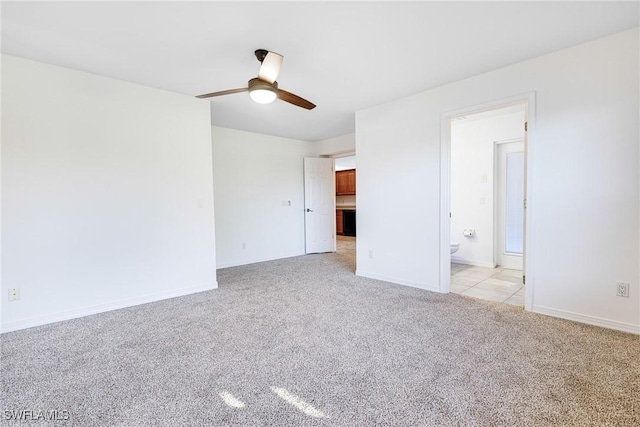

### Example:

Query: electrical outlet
xmin=368 ymin=250 xmax=374 ymax=259
xmin=242 ymin=243 xmax=246 ymax=250
xmin=616 ymin=282 xmax=630 ymax=298
xmin=8 ymin=288 xmax=20 ymax=301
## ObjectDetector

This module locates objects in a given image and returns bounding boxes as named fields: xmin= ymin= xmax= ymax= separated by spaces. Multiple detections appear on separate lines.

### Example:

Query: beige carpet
xmin=1 ymin=240 xmax=638 ymax=426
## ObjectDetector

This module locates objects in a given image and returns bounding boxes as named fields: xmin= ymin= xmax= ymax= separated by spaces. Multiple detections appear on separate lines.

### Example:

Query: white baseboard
xmin=533 ymin=305 xmax=640 ymax=335
xmin=1 ymin=282 xmax=218 ymax=334
xmin=451 ymin=257 xmax=495 ymax=268
xmin=217 ymin=252 xmax=305 ymax=269
xmin=355 ymin=270 xmax=441 ymax=293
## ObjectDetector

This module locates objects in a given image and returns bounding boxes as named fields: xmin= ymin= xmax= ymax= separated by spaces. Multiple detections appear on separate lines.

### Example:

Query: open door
xmin=304 ymin=157 xmax=335 ymax=253
xmin=496 ymin=140 xmax=525 ymax=270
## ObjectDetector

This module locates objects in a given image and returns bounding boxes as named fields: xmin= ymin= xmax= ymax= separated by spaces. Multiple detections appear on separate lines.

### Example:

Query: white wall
xmin=313 ymin=133 xmax=355 ymax=157
xmin=212 ymin=126 xmax=314 ymax=268
xmin=335 ymin=155 xmax=356 ymax=171
xmin=356 ymin=29 xmax=639 ymax=333
xmin=336 ymin=195 xmax=356 ymax=207
xmin=451 ymin=110 xmax=525 ymax=267
xmin=1 ymin=55 xmax=217 ymax=332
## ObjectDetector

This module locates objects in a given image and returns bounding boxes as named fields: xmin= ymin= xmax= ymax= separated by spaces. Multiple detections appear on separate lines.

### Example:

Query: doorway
xmin=442 ymin=95 xmax=533 ymax=309
xmin=334 ymin=154 xmax=357 ymax=262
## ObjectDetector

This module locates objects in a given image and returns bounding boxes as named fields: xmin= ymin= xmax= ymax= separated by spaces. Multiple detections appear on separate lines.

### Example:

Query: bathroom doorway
xmin=446 ymin=101 xmax=528 ymax=306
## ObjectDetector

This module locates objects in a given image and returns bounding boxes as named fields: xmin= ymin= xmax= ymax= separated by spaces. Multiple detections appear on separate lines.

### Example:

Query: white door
xmin=304 ymin=157 xmax=335 ymax=253
xmin=496 ymin=141 xmax=524 ymax=270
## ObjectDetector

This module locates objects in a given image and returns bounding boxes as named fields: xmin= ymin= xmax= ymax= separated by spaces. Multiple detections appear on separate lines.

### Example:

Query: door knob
xmin=306 ymin=208 xmax=313 ymax=212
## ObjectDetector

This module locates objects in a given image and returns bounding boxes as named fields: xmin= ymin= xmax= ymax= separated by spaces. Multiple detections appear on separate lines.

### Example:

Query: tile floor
xmin=336 ymin=238 xmax=523 ymax=306
xmin=451 ymin=263 xmax=523 ymax=306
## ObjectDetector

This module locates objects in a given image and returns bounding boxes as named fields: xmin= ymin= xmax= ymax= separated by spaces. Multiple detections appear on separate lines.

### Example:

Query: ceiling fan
xmin=196 ymin=49 xmax=316 ymax=110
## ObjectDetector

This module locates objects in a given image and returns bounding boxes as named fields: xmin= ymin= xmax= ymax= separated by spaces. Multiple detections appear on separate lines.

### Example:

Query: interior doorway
xmin=443 ymin=97 xmax=532 ymax=308
xmin=333 ymin=154 xmax=357 ymax=268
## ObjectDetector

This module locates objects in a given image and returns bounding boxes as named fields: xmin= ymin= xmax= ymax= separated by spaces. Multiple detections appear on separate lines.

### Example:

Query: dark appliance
xmin=343 ymin=210 xmax=356 ymax=237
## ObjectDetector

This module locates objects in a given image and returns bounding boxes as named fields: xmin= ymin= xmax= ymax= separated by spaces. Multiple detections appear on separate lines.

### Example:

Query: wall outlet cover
xmin=616 ymin=282 xmax=630 ymax=298
xmin=8 ymin=288 xmax=20 ymax=301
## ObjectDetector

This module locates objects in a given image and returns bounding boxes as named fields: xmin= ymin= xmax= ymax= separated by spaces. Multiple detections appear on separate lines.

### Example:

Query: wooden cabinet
xmin=336 ymin=209 xmax=344 ymax=235
xmin=346 ymin=170 xmax=356 ymax=194
xmin=336 ymin=169 xmax=356 ymax=195
xmin=336 ymin=172 xmax=347 ymax=195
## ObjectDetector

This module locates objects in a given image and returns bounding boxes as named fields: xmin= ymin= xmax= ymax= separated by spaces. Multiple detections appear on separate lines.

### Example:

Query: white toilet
xmin=450 ymin=242 xmax=460 ymax=254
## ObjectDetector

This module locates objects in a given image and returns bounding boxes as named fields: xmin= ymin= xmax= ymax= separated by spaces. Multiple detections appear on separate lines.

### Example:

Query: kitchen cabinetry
xmin=336 ymin=209 xmax=344 ymax=235
xmin=336 ymin=169 xmax=356 ymax=195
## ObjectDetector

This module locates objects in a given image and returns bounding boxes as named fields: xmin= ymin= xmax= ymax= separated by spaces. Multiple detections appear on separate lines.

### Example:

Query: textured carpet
xmin=1 ymin=239 xmax=639 ymax=426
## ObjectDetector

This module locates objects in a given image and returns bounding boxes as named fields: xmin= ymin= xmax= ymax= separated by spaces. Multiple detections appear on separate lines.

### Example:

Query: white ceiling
xmin=2 ymin=1 xmax=638 ymax=142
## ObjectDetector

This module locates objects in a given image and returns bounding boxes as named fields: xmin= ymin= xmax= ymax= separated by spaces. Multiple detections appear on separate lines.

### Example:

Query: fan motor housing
xmin=249 ymin=77 xmax=278 ymax=91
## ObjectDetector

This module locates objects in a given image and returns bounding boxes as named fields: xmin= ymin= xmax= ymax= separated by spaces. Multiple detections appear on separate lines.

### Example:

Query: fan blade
xmin=196 ymin=87 xmax=248 ymax=99
xmin=278 ymin=89 xmax=316 ymax=110
xmin=258 ymin=51 xmax=283 ymax=84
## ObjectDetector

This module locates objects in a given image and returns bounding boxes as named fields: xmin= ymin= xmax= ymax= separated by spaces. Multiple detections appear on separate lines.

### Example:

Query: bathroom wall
xmin=451 ymin=108 xmax=525 ymax=267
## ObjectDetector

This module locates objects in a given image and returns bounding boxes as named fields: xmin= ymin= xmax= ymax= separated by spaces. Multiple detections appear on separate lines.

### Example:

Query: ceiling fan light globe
xmin=249 ymin=88 xmax=277 ymax=104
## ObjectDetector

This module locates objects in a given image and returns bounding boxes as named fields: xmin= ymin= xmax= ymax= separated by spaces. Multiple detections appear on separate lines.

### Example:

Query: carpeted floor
xmin=1 ymin=239 xmax=639 ymax=426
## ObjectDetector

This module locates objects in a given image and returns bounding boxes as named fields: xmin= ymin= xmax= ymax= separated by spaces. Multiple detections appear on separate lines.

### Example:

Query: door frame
xmin=322 ymin=151 xmax=357 ymax=259
xmin=439 ymin=92 xmax=536 ymax=311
